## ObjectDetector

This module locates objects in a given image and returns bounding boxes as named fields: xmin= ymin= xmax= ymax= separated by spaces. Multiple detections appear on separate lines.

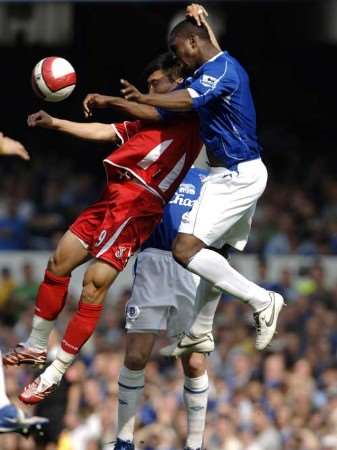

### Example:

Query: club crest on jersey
xmin=179 ymin=183 xmax=196 ymax=195
xmin=126 ymin=304 xmax=140 ymax=321
xmin=201 ymin=74 xmax=217 ymax=88
xmin=115 ymin=247 xmax=127 ymax=259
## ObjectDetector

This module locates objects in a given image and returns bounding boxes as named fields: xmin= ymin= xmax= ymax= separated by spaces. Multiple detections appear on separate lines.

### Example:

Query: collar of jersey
xmin=193 ymin=51 xmax=225 ymax=76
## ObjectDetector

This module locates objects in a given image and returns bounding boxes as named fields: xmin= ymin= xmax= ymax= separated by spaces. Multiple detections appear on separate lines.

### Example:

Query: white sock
xmin=187 ymin=249 xmax=270 ymax=311
xmin=184 ymin=372 xmax=209 ymax=449
xmin=0 ymin=351 xmax=10 ymax=408
xmin=117 ymin=366 xmax=145 ymax=442
xmin=26 ymin=315 xmax=55 ymax=350
xmin=189 ymin=279 xmax=222 ymax=337
xmin=43 ymin=348 xmax=75 ymax=385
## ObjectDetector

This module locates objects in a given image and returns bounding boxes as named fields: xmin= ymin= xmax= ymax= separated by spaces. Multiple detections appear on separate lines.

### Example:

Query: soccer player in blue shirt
xmin=121 ymin=4 xmax=284 ymax=354
xmin=113 ymin=167 xmax=220 ymax=450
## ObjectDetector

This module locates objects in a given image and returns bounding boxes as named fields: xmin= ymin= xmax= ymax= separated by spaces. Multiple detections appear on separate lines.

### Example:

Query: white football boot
xmin=254 ymin=291 xmax=285 ymax=350
xmin=160 ymin=332 xmax=214 ymax=357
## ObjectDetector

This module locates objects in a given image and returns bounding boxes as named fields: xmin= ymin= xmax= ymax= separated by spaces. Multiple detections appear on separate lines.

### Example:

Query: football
xmin=31 ymin=57 xmax=76 ymax=102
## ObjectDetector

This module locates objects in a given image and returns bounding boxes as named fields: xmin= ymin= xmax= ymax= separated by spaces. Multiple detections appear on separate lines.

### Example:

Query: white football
xmin=32 ymin=57 xmax=76 ymax=102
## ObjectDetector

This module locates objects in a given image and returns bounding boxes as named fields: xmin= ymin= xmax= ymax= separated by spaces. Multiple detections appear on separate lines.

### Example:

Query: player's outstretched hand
xmin=0 ymin=133 xmax=30 ymax=160
xmin=83 ymin=93 xmax=112 ymax=118
xmin=27 ymin=110 xmax=54 ymax=129
xmin=186 ymin=3 xmax=209 ymax=26
xmin=120 ymin=79 xmax=144 ymax=103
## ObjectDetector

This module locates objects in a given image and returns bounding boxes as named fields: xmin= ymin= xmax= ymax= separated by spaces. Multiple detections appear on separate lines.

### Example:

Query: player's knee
xmin=47 ymin=254 xmax=69 ymax=277
xmin=125 ymin=347 xmax=148 ymax=371
xmin=172 ymin=235 xmax=204 ymax=267
xmin=182 ymin=352 xmax=206 ymax=378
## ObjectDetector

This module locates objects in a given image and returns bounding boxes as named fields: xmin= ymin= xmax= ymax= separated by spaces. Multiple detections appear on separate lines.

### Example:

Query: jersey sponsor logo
xmin=179 ymin=183 xmax=196 ymax=195
xmin=169 ymin=193 xmax=198 ymax=208
xmin=200 ymin=74 xmax=217 ymax=88
xmin=95 ymin=230 xmax=107 ymax=247
xmin=126 ymin=304 xmax=140 ymax=321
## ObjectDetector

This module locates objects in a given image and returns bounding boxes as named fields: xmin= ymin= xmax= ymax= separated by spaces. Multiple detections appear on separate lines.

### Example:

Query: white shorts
xmin=126 ymin=249 xmax=199 ymax=336
xmin=179 ymin=158 xmax=268 ymax=251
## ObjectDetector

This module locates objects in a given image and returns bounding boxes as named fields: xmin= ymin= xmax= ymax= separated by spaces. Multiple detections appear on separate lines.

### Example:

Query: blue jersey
xmin=159 ymin=51 xmax=260 ymax=170
xmin=141 ymin=167 xmax=207 ymax=252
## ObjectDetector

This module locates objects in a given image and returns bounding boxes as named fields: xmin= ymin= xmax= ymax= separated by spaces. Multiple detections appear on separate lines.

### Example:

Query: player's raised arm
xmin=186 ymin=4 xmax=221 ymax=52
xmin=0 ymin=133 xmax=30 ymax=160
xmin=27 ymin=110 xmax=117 ymax=143
xmin=83 ymin=93 xmax=161 ymax=121
xmin=121 ymin=80 xmax=193 ymax=111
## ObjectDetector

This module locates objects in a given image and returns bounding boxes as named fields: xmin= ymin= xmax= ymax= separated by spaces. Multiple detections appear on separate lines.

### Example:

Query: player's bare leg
xmin=3 ymin=231 xmax=89 ymax=368
xmin=172 ymin=232 xmax=284 ymax=351
xmin=19 ymin=260 xmax=118 ymax=405
xmin=113 ymin=333 xmax=156 ymax=449
xmin=181 ymin=352 xmax=208 ymax=450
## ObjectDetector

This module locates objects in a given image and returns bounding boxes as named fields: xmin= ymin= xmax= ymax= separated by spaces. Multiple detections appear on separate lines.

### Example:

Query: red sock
xmin=35 ymin=270 xmax=70 ymax=321
xmin=61 ymin=301 xmax=103 ymax=355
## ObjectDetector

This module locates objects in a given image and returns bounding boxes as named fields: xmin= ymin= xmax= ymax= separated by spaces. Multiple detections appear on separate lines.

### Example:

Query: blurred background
xmin=0 ymin=1 xmax=337 ymax=449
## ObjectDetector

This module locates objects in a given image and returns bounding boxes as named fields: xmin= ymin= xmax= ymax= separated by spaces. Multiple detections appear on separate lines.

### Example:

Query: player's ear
xmin=176 ymin=77 xmax=184 ymax=85
xmin=189 ymin=34 xmax=197 ymax=49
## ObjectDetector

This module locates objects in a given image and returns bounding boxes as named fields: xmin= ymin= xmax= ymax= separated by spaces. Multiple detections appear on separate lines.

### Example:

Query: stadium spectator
xmin=0 ymin=268 xmax=16 ymax=310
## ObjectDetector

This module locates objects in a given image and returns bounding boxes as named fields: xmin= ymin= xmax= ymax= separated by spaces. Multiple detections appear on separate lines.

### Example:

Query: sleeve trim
xmin=111 ymin=124 xmax=124 ymax=146
xmin=187 ymin=88 xmax=200 ymax=98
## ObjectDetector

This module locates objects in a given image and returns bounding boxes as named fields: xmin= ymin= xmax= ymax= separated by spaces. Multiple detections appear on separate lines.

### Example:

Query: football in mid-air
xmin=31 ymin=57 xmax=76 ymax=102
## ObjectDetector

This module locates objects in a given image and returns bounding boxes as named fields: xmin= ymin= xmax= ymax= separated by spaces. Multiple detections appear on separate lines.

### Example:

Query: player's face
xmin=169 ymin=35 xmax=199 ymax=70
xmin=147 ymin=69 xmax=177 ymax=94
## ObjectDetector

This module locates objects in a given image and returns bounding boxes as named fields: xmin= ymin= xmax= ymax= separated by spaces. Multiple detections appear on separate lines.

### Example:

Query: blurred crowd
xmin=0 ymin=145 xmax=337 ymax=256
xmin=0 ymin=258 xmax=336 ymax=450
xmin=0 ymin=123 xmax=337 ymax=450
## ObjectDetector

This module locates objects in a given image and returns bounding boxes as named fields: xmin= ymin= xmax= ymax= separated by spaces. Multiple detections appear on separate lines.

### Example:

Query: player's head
xmin=168 ymin=18 xmax=212 ymax=70
xmin=144 ymin=52 xmax=188 ymax=94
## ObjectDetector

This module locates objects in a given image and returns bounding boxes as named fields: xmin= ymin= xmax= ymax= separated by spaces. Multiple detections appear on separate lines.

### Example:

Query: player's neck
xmin=199 ymin=44 xmax=221 ymax=65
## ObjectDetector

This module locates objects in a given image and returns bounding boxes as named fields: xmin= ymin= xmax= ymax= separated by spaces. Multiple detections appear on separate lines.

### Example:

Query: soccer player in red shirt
xmin=4 ymin=53 xmax=202 ymax=404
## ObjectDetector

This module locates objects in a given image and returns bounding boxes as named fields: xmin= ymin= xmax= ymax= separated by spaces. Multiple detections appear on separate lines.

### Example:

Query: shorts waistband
xmin=208 ymin=158 xmax=263 ymax=176
xmin=140 ymin=248 xmax=172 ymax=257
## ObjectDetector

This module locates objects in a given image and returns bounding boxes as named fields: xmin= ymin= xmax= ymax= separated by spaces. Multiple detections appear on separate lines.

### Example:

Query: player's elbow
xmin=93 ymin=124 xmax=116 ymax=142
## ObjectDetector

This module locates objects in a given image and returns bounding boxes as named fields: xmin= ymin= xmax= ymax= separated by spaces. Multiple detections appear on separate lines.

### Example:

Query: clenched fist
xmin=27 ymin=110 xmax=54 ymax=129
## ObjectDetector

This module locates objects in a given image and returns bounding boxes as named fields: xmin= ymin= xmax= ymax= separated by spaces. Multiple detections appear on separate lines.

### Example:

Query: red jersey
xmin=104 ymin=117 xmax=202 ymax=203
